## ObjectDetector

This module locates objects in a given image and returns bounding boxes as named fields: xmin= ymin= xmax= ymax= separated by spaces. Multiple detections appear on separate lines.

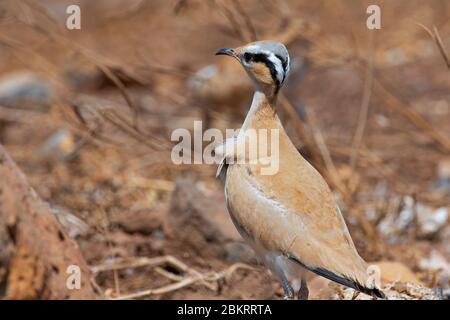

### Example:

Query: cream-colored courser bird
xmin=215 ymin=41 xmax=384 ymax=300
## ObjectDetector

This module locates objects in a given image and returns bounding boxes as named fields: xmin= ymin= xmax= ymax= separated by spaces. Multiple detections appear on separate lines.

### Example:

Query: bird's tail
xmin=312 ymin=265 xmax=385 ymax=299
xmin=289 ymin=256 xmax=385 ymax=299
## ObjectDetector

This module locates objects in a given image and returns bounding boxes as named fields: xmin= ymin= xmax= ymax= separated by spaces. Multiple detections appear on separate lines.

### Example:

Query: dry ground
xmin=0 ymin=0 xmax=449 ymax=299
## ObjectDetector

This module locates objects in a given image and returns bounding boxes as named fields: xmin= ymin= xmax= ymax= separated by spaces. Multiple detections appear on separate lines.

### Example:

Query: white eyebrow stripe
xmin=285 ymin=54 xmax=291 ymax=78
xmin=266 ymin=53 xmax=284 ymax=83
xmin=246 ymin=45 xmax=261 ymax=52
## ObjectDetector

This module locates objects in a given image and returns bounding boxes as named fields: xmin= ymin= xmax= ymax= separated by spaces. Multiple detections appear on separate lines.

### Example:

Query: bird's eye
xmin=243 ymin=52 xmax=252 ymax=63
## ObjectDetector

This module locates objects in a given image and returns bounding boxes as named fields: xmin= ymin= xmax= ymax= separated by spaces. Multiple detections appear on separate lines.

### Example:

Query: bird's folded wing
xmin=226 ymin=155 xmax=372 ymax=289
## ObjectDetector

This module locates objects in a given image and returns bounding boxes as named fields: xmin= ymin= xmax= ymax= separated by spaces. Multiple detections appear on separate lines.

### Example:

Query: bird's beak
xmin=215 ymin=47 xmax=236 ymax=58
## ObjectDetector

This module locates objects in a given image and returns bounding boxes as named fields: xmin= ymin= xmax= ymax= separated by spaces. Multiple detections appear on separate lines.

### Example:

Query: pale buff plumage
xmin=216 ymin=41 xmax=384 ymax=299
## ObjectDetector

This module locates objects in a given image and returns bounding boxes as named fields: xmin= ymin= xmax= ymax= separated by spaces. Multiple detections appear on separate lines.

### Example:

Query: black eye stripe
xmin=275 ymin=54 xmax=287 ymax=72
xmin=244 ymin=52 xmax=253 ymax=62
xmin=274 ymin=54 xmax=288 ymax=83
xmin=251 ymin=53 xmax=270 ymax=63
xmin=247 ymin=53 xmax=280 ymax=93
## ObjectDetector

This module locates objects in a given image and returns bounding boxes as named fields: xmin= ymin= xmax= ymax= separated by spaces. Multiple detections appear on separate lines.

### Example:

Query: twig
xmin=307 ymin=108 xmax=347 ymax=197
xmin=371 ymin=75 xmax=450 ymax=153
xmin=214 ymin=0 xmax=248 ymax=42
xmin=111 ymin=263 xmax=254 ymax=300
xmin=111 ymin=274 xmax=204 ymax=300
xmin=91 ymin=255 xmax=255 ymax=300
xmin=231 ymin=0 xmax=258 ymax=41
xmin=91 ymin=256 xmax=175 ymax=273
xmin=329 ymin=143 xmax=395 ymax=180
xmin=96 ymin=64 xmax=141 ymax=131
xmin=10 ymin=1 xmax=144 ymax=133
xmin=98 ymin=109 xmax=170 ymax=151
xmin=350 ymin=34 xmax=374 ymax=169
xmin=0 ymin=32 xmax=64 ymax=88
xmin=417 ymin=23 xmax=450 ymax=70
xmin=154 ymin=267 xmax=183 ymax=282
xmin=432 ymin=26 xmax=450 ymax=70
xmin=279 ymin=16 xmax=450 ymax=154
xmin=277 ymin=94 xmax=324 ymax=171
xmin=99 ymin=207 xmax=122 ymax=297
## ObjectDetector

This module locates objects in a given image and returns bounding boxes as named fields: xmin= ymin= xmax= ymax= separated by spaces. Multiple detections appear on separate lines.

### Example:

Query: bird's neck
xmin=241 ymin=90 xmax=279 ymax=131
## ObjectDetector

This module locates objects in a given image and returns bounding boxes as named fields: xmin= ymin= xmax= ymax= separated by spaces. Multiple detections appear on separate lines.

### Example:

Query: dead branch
xmin=95 ymin=64 xmax=141 ymax=130
xmin=231 ymin=0 xmax=258 ymax=41
xmin=0 ymin=144 xmax=97 ymax=299
xmin=278 ymin=94 xmax=323 ymax=168
xmin=214 ymin=0 xmax=248 ymax=42
xmin=371 ymin=76 xmax=450 ymax=153
xmin=349 ymin=36 xmax=374 ymax=169
xmin=307 ymin=108 xmax=347 ymax=197
xmin=417 ymin=23 xmax=450 ymax=70
xmin=90 ymin=255 xmax=255 ymax=299
xmin=290 ymin=18 xmax=450 ymax=154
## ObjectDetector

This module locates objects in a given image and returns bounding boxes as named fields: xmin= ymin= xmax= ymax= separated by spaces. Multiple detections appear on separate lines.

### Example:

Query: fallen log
xmin=0 ymin=144 xmax=97 ymax=299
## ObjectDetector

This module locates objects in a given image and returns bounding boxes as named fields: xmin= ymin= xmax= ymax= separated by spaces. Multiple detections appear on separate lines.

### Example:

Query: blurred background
xmin=0 ymin=0 xmax=449 ymax=299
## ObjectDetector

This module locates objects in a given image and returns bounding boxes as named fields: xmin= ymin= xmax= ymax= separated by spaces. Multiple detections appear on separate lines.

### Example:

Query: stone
xmin=112 ymin=206 xmax=165 ymax=235
xmin=419 ymin=250 xmax=450 ymax=293
xmin=375 ymin=261 xmax=423 ymax=285
xmin=416 ymin=205 xmax=448 ymax=238
xmin=434 ymin=158 xmax=450 ymax=192
xmin=0 ymin=71 xmax=53 ymax=108
xmin=38 ymin=129 xmax=76 ymax=162
xmin=166 ymin=177 xmax=251 ymax=260
xmin=378 ymin=196 xmax=448 ymax=241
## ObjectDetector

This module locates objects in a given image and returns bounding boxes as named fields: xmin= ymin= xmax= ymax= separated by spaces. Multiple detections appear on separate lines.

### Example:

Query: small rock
xmin=112 ymin=206 xmax=165 ymax=235
xmin=0 ymin=71 xmax=53 ymax=108
xmin=378 ymin=196 xmax=448 ymax=241
xmin=434 ymin=158 xmax=450 ymax=192
xmin=416 ymin=206 xmax=448 ymax=238
xmin=375 ymin=114 xmax=390 ymax=128
xmin=392 ymin=281 xmax=408 ymax=293
xmin=419 ymin=250 xmax=450 ymax=296
xmin=386 ymin=282 xmax=440 ymax=300
xmin=65 ymin=68 xmax=103 ymax=91
xmin=51 ymin=206 xmax=89 ymax=238
xmin=419 ymin=250 xmax=450 ymax=275
xmin=38 ymin=129 xmax=76 ymax=162
xmin=384 ymin=47 xmax=408 ymax=66
xmin=224 ymin=242 xmax=257 ymax=265
xmin=378 ymin=196 xmax=415 ymax=243
xmin=166 ymin=177 xmax=249 ymax=259
xmin=189 ymin=65 xmax=219 ymax=89
xmin=328 ymin=282 xmax=441 ymax=300
xmin=375 ymin=261 xmax=423 ymax=285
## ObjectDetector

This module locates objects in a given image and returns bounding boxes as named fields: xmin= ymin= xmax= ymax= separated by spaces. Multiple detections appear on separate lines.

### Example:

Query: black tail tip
xmin=360 ymin=286 xmax=385 ymax=299
xmin=355 ymin=283 xmax=385 ymax=299
xmin=372 ymin=288 xmax=386 ymax=299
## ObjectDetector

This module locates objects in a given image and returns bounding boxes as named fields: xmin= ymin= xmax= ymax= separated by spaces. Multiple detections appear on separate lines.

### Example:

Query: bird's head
xmin=216 ymin=40 xmax=291 ymax=98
